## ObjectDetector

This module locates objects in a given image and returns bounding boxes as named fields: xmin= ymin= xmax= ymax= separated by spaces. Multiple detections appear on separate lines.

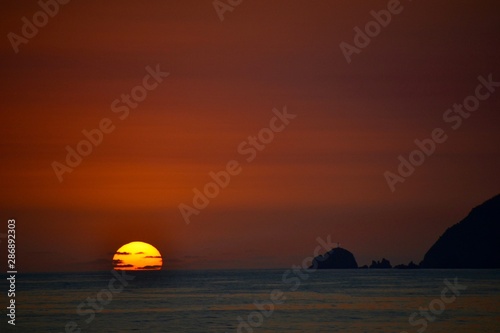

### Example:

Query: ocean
xmin=0 ymin=269 xmax=499 ymax=332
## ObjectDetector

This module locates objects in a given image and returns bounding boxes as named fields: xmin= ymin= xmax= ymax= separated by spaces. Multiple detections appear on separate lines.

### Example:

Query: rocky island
xmin=310 ymin=247 xmax=358 ymax=269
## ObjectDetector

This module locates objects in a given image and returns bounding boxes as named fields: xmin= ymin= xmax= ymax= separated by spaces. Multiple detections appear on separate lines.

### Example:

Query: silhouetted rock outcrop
xmin=420 ymin=194 xmax=500 ymax=268
xmin=369 ymin=258 xmax=392 ymax=269
xmin=394 ymin=261 xmax=419 ymax=269
xmin=310 ymin=247 xmax=358 ymax=269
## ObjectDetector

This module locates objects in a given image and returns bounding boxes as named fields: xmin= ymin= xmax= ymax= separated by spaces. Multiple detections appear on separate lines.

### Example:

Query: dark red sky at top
xmin=0 ymin=0 xmax=499 ymax=272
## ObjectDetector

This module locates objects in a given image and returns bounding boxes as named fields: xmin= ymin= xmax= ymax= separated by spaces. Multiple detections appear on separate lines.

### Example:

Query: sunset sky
xmin=1 ymin=0 xmax=499 ymax=272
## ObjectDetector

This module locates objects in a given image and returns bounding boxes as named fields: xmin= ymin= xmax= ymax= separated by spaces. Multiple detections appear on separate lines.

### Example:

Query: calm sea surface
xmin=0 ymin=269 xmax=499 ymax=332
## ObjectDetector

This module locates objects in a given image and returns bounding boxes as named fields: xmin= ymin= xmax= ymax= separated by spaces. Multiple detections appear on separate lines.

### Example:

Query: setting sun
xmin=112 ymin=241 xmax=163 ymax=271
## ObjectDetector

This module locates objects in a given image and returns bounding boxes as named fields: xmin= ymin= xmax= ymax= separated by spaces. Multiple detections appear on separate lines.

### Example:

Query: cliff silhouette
xmin=420 ymin=194 xmax=500 ymax=268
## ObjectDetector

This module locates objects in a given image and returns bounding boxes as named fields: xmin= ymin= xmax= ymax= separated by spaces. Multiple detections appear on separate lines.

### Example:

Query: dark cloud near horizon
xmin=137 ymin=265 xmax=162 ymax=270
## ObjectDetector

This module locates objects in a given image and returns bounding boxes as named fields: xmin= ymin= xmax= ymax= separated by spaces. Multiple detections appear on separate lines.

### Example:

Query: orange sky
xmin=0 ymin=0 xmax=499 ymax=272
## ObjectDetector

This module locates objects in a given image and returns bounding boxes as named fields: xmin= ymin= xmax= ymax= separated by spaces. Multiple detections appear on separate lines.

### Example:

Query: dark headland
xmin=310 ymin=194 xmax=500 ymax=269
xmin=420 ymin=194 xmax=500 ymax=268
